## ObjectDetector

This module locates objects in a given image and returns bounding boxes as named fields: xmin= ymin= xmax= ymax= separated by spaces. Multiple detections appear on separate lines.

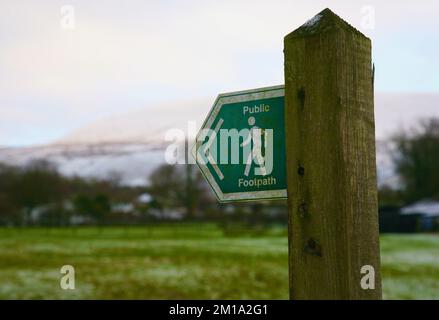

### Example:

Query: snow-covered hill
xmin=0 ymin=93 xmax=437 ymax=187
xmin=0 ymin=143 xmax=167 ymax=186
xmin=57 ymin=100 xmax=208 ymax=145
xmin=0 ymin=100 xmax=209 ymax=186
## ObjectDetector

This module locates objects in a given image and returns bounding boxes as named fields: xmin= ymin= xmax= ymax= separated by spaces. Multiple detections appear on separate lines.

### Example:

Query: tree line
xmin=0 ymin=158 xmax=287 ymax=227
xmin=1 ymin=118 xmax=438 ymax=227
xmin=379 ymin=118 xmax=439 ymax=206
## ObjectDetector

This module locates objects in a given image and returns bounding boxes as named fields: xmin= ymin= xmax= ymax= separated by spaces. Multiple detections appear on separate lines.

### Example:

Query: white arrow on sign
xmin=201 ymin=118 xmax=224 ymax=180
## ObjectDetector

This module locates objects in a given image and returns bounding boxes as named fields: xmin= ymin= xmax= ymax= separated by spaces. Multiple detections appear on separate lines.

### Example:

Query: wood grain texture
xmin=284 ymin=8 xmax=382 ymax=300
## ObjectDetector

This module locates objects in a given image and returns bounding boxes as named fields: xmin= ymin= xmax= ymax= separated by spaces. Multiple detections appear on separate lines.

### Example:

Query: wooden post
xmin=284 ymin=8 xmax=382 ymax=299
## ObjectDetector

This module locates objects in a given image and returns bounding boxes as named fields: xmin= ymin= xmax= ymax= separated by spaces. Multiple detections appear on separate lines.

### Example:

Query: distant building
xmin=137 ymin=193 xmax=152 ymax=204
xmin=400 ymin=200 xmax=439 ymax=232
xmin=379 ymin=200 xmax=439 ymax=233
xmin=111 ymin=203 xmax=135 ymax=214
xmin=379 ymin=205 xmax=420 ymax=233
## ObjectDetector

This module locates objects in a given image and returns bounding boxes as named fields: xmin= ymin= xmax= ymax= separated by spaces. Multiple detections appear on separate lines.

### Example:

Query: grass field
xmin=0 ymin=224 xmax=438 ymax=299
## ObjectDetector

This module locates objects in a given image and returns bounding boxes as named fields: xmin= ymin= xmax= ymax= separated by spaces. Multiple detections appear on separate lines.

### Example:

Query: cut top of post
xmin=285 ymin=8 xmax=369 ymax=40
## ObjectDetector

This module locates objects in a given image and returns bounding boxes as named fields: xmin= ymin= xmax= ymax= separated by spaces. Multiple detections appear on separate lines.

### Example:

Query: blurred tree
xmin=148 ymin=164 xmax=213 ymax=218
xmin=93 ymin=194 xmax=111 ymax=224
xmin=73 ymin=194 xmax=93 ymax=216
xmin=73 ymin=193 xmax=110 ymax=225
xmin=0 ymin=193 xmax=20 ymax=225
xmin=148 ymin=164 xmax=185 ymax=209
xmin=0 ymin=161 xmax=141 ymax=226
xmin=9 ymin=160 xmax=64 ymax=225
xmin=393 ymin=118 xmax=439 ymax=203
xmin=0 ymin=164 xmax=20 ymax=225
xmin=378 ymin=185 xmax=404 ymax=207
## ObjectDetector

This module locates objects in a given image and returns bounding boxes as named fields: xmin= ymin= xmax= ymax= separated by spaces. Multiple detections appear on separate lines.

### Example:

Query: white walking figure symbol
xmin=241 ymin=116 xmax=267 ymax=176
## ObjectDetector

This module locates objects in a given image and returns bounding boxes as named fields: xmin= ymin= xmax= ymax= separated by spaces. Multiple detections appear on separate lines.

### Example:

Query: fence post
xmin=284 ymin=8 xmax=382 ymax=299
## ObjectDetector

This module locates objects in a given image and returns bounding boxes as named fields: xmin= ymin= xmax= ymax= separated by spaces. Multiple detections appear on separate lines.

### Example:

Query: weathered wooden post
xmin=284 ymin=8 xmax=382 ymax=299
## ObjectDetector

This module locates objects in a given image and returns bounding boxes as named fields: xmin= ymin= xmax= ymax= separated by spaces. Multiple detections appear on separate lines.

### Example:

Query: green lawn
xmin=0 ymin=225 xmax=438 ymax=299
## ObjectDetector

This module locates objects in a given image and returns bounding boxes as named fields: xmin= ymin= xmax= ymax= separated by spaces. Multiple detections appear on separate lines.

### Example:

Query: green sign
xmin=193 ymin=85 xmax=287 ymax=202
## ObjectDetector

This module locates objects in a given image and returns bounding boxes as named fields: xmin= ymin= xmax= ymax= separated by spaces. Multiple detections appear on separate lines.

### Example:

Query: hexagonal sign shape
xmin=193 ymin=85 xmax=287 ymax=202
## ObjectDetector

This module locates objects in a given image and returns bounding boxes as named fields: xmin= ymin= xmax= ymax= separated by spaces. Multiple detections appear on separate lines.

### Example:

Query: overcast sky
xmin=1 ymin=0 xmax=438 ymax=146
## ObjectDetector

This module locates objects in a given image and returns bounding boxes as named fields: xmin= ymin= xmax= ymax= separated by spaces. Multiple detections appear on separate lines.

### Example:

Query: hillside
xmin=0 ymin=93 xmax=437 ymax=186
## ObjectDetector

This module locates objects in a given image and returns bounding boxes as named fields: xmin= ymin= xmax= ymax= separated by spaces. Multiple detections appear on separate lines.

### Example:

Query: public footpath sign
xmin=193 ymin=85 xmax=287 ymax=202
xmin=192 ymin=8 xmax=382 ymax=300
